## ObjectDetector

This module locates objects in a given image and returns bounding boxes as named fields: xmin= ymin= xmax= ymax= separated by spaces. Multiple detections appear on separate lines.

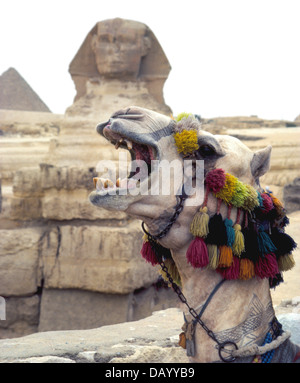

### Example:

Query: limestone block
xmin=10 ymin=196 xmax=42 ymax=220
xmin=0 ymin=228 xmax=41 ymax=296
xmin=38 ymin=289 xmax=130 ymax=331
xmin=0 ymin=295 xmax=40 ymax=339
xmin=41 ymin=223 xmax=158 ymax=294
xmin=42 ymin=188 xmax=127 ymax=220
xmin=12 ymin=167 xmax=42 ymax=197
xmin=40 ymin=164 xmax=97 ymax=191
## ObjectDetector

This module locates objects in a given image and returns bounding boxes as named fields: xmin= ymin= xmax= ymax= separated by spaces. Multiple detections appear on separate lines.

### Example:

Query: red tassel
xmin=261 ymin=193 xmax=274 ymax=213
xmin=254 ymin=253 xmax=279 ymax=279
xmin=140 ymin=241 xmax=159 ymax=266
xmin=217 ymin=256 xmax=240 ymax=280
xmin=186 ymin=237 xmax=209 ymax=268
xmin=205 ymin=168 xmax=226 ymax=193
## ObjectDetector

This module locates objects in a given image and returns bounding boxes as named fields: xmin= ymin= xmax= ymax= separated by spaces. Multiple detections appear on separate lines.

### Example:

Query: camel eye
xmin=199 ymin=144 xmax=215 ymax=157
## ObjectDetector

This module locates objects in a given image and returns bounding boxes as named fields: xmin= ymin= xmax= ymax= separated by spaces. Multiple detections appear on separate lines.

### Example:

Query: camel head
xmin=89 ymin=106 xmax=272 ymax=218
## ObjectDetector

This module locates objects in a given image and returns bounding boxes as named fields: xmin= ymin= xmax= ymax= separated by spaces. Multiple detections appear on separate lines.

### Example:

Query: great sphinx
xmin=89 ymin=106 xmax=299 ymax=363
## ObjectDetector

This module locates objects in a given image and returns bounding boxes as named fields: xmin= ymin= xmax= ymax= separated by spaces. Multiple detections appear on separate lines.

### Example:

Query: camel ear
xmin=251 ymin=145 xmax=272 ymax=178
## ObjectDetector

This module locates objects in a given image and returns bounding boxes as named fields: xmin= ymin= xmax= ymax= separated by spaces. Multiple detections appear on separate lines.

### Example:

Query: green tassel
xmin=190 ymin=206 xmax=209 ymax=238
xmin=257 ymin=227 xmax=277 ymax=256
xmin=224 ymin=218 xmax=235 ymax=247
xmin=232 ymin=224 xmax=245 ymax=256
xmin=207 ymin=244 xmax=219 ymax=269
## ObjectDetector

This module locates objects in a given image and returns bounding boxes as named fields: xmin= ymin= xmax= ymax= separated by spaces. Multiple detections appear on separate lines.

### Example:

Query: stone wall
xmin=0 ymin=158 xmax=177 ymax=338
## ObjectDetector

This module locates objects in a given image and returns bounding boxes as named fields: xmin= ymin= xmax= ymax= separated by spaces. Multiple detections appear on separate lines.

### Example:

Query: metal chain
xmin=159 ymin=260 xmax=220 ymax=346
xmin=142 ymin=188 xmax=188 ymax=241
xmin=159 ymin=260 xmax=238 ymax=362
xmin=141 ymin=184 xmax=238 ymax=362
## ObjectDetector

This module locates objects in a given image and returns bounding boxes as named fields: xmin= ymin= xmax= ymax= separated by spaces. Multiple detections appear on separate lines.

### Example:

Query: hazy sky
xmin=1 ymin=0 xmax=299 ymax=120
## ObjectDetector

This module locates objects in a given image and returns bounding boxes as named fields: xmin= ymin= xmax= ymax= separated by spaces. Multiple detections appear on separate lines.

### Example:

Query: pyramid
xmin=0 ymin=67 xmax=51 ymax=112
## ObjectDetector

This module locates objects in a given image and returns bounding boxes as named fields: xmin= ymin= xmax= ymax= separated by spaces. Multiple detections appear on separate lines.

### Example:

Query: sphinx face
xmin=91 ymin=19 xmax=151 ymax=79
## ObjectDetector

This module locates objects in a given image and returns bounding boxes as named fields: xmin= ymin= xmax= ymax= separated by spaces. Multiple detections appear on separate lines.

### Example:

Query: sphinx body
xmin=89 ymin=106 xmax=299 ymax=363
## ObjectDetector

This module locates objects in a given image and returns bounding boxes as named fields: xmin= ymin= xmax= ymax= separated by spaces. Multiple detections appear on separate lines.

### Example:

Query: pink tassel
xmin=205 ymin=168 xmax=226 ymax=193
xmin=140 ymin=241 xmax=159 ymax=266
xmin=186 ymin=237 xmax=209 ymax=268
xmin=261 ymin=193 xmax=274 ymax=213
xmin=217 ymin=255 xmax=240 ymax=280
xmin=254 ymin=253 xmax=279 ymax=279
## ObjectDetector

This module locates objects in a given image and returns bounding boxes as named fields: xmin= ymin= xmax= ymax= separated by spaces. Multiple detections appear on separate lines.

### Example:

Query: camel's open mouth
xmin=92 ymin=121 xmax=158 ymax=195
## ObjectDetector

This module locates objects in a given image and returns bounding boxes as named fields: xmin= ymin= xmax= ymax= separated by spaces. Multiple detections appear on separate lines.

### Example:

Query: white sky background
xmin=0 ymin=0 xmax=299 ymax=120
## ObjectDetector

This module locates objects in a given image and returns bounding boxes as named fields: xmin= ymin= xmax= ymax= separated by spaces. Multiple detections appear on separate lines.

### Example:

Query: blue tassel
xmin=257 ymin=226 xmax=277 ymax=256
xmin=224 ymin=218 xmax=235 ymax=247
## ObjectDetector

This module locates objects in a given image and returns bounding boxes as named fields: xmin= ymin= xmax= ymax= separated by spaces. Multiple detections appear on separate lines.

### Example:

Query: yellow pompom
xmin=174 ymin=130 xmax=199 ymax=155
xmin=215 ymin=173 xmax=238 ymax=204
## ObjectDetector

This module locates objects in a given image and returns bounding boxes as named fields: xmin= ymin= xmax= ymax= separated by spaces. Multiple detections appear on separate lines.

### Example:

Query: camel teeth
xmin=115 ymin=138 xmax=123 ymax=149
xmin=116 ymin=178 xmax=120 ymax=187
xmin=104 ymin=179 xmax=114 ymax=189
xmin=124 ymin=139 xmax=133 ymax=150
xmin=93 ymin=177 xmax=98 ymax=188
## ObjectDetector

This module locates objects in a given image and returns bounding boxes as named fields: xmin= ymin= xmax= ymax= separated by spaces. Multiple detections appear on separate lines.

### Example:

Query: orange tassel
xmin=218 ymin=245 xmax=233 ymax=267
xmin=239 ymin=258 xmax=255 ymax=280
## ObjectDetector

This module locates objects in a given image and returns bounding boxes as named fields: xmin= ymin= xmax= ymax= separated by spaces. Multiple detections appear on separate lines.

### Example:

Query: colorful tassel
xmin=231 ymin=180 xmax=249 ymax=208
xmin=241 ymin=226 xmax=260 ymax=263
xmin=242 ymin=184 xmax=260 ymax=211
xmin=205 ymin=168 xmax=226 ymax=193
xmin=233 ymin=224 xmax=245 ymax=256
xmin=218 ymin=245 xmax=233 ymax=267
xmin=257 ymin=227 xmax=277 ymax=256
xmin=239 ymin=258 xmax=255 ymax=280
xmin=269 ymin=273 xmax=284 ymax=288
xmin=270 ymin=228 xmax=297 ymax=257
xmin=255 ymin=253 xmax=279 ymax=279
xmin=186 ymin=237 xmax=209 ymax=268
xmin=159 ymin=258 xmax=182 ymax=286
xmin=206 ymin=213 xmax=227 ymax=246
xmin=217 ymin=256 xmax=240 ymax=280
xmin=215 ymin=173 xmax=238 ymax=204
xmin=277 ymin=253 xmax=295 ymax=272
xmin=190 ymin=206 xmax=209 ymax=238
xmin=261 ymin=193 xmax=274 ymax=213
xmin=141 ymin=241 xmax=159 ymax=266
xmin=207 ymin=244 xmax=219 ymax=269
xmin=224 ymin=218 xmax=235 ymax=247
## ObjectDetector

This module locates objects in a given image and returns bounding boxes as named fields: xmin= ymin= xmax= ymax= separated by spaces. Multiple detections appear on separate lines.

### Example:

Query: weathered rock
xmin=0 ymin=228 xmax=42 ymax=296
xmin=0 ymin=295 xmax=40 ymax=339
xmin=277 ymin=313 xmax=300 ymax=345
xmin=40 ymin=223 xmax=158 ymax=294
xmin=37 ymin=285 xmax=178 ymax=331
xmin=0 ymin=308 xmax=189 ymax=363
xmin=283 ymin=177 xmax=300 ymax=213
xmin=38 ymin=289 xmax=131 ymax=331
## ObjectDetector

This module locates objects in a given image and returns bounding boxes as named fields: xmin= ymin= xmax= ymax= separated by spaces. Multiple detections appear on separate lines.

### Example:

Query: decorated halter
xmin=140 ymin=113 xmax=297 ymax=288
